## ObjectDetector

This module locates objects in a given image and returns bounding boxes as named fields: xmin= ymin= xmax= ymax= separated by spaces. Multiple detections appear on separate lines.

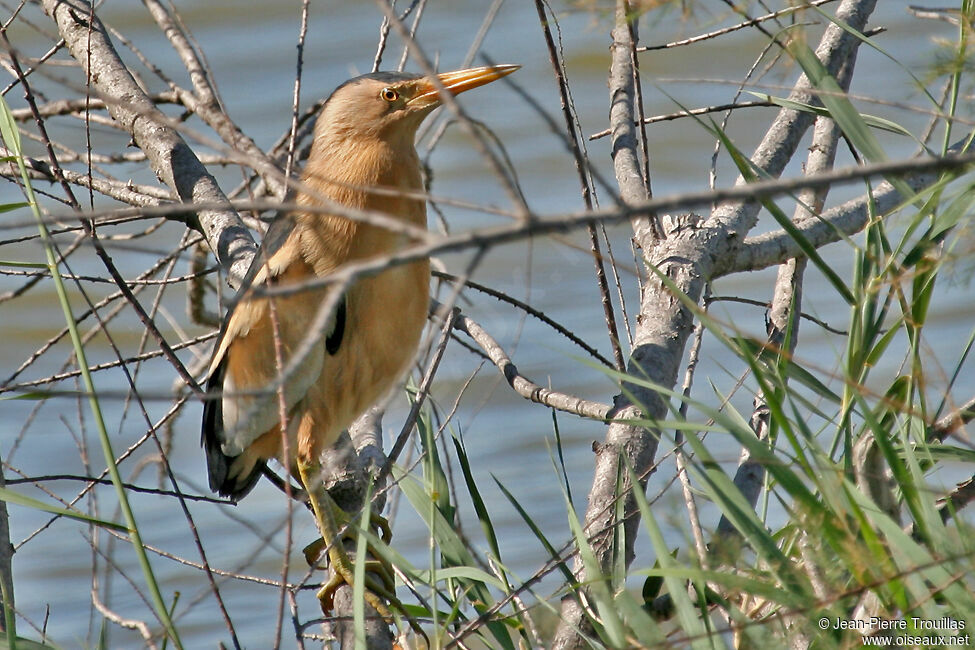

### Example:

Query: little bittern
xmin=202 ymin=64 xmax=518 ymax=617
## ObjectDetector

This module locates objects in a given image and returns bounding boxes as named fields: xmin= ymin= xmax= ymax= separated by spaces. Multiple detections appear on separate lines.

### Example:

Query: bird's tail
xmin=202 ymin=358 xmax=265 ymax=500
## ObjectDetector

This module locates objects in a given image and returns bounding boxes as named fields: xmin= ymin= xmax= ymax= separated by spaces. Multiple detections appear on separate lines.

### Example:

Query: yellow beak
xmin=410 ymin=64 xmax=520 ymax=107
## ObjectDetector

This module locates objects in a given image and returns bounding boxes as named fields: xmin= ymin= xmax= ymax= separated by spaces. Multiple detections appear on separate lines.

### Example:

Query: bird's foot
xmin=302 ymin=533 xmax=397 ymax=599
xmin=300 ymin=498 xmax=425 ymax=640
xmin=311 ymin=551 xmax=399 ymax=616
xmin=314 ymin=551 xmax=426 ymax=642
xmin=303 ymin=526 xmax=398 ymax=616
xmin=296 ymin=461 xmax=401 ymax=618
xmin=301 ymin=505 xmax=391 ymax=567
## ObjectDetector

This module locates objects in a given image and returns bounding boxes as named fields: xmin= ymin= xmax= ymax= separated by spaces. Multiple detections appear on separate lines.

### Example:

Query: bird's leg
xmin=296 ymin=458 xmax=399 ymax=617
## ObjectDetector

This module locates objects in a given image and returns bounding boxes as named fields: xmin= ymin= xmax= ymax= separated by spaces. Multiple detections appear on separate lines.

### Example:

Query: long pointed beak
xmin=409 ymin=64 xmax=519 ymax=108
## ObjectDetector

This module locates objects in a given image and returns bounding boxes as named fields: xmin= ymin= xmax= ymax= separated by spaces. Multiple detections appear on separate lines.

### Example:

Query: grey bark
xmin=320 ymin=431 xmax=394 ymax=650
xmin=551 ymin=0 xmax=878 ymax=646
xmin=716 ymin=54 xmax=855 ymax=542
xmin=553 ymin=2 xmax=668 ymax=645
xmin=40 ymin=0 xmax=257 ymax=288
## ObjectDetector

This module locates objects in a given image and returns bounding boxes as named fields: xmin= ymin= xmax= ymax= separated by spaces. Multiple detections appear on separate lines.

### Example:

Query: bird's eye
xmin=380 ymin=87 xmax=399 ymax=102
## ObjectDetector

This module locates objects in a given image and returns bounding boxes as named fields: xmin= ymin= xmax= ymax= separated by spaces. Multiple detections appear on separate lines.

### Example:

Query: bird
xmin=201 ymin=64 xmax=519 ymax=617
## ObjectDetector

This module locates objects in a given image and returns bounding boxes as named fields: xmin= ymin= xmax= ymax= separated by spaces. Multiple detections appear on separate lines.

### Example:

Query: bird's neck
xmin=300 ymin=132 xmax=423 ymax=210
xmin=294 ymin=134 xmax=427 ymax=271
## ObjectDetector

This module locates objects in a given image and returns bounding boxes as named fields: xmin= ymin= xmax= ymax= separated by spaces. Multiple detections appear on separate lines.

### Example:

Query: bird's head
xmin=314 ymin=64 xmax=519 ymax=145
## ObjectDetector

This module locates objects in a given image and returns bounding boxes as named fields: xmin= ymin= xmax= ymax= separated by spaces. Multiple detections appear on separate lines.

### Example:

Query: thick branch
xmin=728 ymin=170 xmax=938 ymax=274
xmin=40 ymin=0 xmax=256 ymax=285
xmin=707 ymin=0 xmax=878 ymax=236
xmin=930 ymin=393 xmax=975 ymax=443
xmin=553 ymin=2 xmax=662 ymax=645
xmin=553 ymin=1 xmax=878 ymax=646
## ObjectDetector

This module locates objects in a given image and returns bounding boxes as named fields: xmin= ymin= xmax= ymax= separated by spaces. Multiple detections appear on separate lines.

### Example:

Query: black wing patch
xmin=325 ymin=294 xmax=346 ymax=355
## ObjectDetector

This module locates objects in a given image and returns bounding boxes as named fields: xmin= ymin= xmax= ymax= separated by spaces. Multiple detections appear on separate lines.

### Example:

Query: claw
xmin=297 ymin=459 xmax=402 ymax=620
xmin=301 ymin=511 xmax=393 ymax=567
xmin=303 ymin=537 xmax=326 ymax=568
xmin=316 ymin=571 xmax=344 ymax=614
xmin=373 ymin=511 xmax=393 ymax=545
xmin=316 ymin=560 xmax=400 ymax=618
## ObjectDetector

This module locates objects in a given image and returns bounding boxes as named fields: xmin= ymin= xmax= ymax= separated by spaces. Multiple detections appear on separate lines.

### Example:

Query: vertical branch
xmin=674 ymin=315 xmax=710 ymax=564
xmin=284 ymin=0 xmax=311 ymax=187
xmin=608 ymin=3 xmax=649 ymax=208
xmin=707 ymin=0 xmax=879 ymax=234
xmin=324 ymin=432 xmax=394 ymax=650
xmin=553 ymin=1 xmax=879 ymax=647
xmin=716 ymin=55 xmax=855 ymax=541
xmin=142 ymin=0 xmax=286 ymax=198
xmin=553 ymin=2 xmax=670 ymax=646
xmin=624 ymin=5 xmax=656 ymax=213
xmin=533 ymin=0 xmax=626 ymax=370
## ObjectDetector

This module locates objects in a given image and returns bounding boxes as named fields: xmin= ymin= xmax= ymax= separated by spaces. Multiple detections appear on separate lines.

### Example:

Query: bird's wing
xmin=202 ymin=213 xmax=344 ymax=496
xmin=206 ymin=213 xmax=298 ymax=376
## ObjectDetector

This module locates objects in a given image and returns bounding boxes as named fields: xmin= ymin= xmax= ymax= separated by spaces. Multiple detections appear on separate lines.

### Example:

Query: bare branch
xmin=729 ymin=169 xmax=940 ymax=274
xmin=534 ymin=0 xmax=627 ymax=370
xmin=717 ymin=54 xmax=855 ymax=545
xmin=40 ymin=0 xmax=257 ymax=286
xmin=588 ymin=100 xmax=776 ymax=140
xmin=707 ymin=0 xmax=879 ymax=235
xmin=91 ymin=588 xmax=158 ymax=650
xmin=554 ymin=0 xmax=879 ymax=645
xmin=453 ymin=309 xmax=613 ymax=420
xmin=0 ymin=453 xmax=12 ymax=636
xmin=6 ymin=91 xmax=180 ymax=120
xmin=0 ymin=152 xmax=171 ymax=205
xmin=553 ymin=1 xmax=661 ymax=643
xmin=638 ymin=0 xmax=838 ymax=51
xmin=141 ymin=0 xmax=286 ymax=199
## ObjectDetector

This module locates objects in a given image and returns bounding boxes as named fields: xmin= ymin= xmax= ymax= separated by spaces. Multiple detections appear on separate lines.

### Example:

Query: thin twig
xmin=638 ymin=0 xmax=837 ymax=51
xmin=588 ymin=100 xmax=775 ymax=140
xmin=534 ymin=0 xmax=626 ymax=370
xmin=452 ymin=309 xmax=613 ymax=420
xmin=433 ymin=270 xmax=614 ymax=367
xmin=5 ymin=475 xmax=227 ymax=503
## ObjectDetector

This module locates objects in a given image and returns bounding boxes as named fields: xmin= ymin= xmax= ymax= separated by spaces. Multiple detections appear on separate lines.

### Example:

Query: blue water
xmin=2 ymin=1 xmax=972 ymax=647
